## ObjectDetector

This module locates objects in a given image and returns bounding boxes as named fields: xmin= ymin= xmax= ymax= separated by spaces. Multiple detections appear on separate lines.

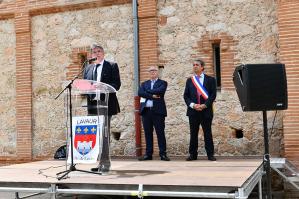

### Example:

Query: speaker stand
xmin=262 ymin=111 xmax=272 ymax=199
xmin=55 ymin=75 xmax=101 ymax=180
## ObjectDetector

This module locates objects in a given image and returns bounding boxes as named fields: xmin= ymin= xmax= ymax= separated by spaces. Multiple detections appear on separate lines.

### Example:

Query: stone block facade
xmin=0 ymin=19 xmax=16 ymax=157
xmin=31 ymin=4 xmax=134 ymax=158
xmin=0 ymin=0 xmax=298 ymax=171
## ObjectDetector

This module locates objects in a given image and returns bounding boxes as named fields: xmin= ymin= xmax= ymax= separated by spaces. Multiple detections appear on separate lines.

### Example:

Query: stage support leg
xmin=50 ymin=184 xmax=57 ymax=199
xmin=15 ymin=192 xmax=19 ymax=199
xmin=263 ymin=111 xmax=272 ymax=199
xmin=258 ymin=179 xmax=262 ymax=199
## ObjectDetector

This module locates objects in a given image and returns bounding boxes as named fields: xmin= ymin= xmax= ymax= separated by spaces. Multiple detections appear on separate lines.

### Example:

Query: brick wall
xmin=67 ymin=47 xmax=90 ymax=80
xmin=15 ymin=6 xmax=32 ymax=161
xmin=192 ymin=32 xmax=239 ymax=90
xmin=278 ymin=0 xmax=299 ymax=168
xmin=137 ymin=0 xmax=160 ymax=156
xmin=138 ymin=0 xmax=158 ymax=81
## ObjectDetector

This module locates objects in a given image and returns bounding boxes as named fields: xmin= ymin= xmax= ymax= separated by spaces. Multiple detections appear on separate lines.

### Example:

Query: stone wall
xmin=1 ymin=0 xmax=14 ymax=3
xmin=31 ymin=4 xmax=134 ymax=158
xmin=157 ymin=0 xmax=283 ymax=157
xmin=0 ymin=0 xmax=284 ymax=159
xmin=0 ymin=19 xmax=16 ymax=155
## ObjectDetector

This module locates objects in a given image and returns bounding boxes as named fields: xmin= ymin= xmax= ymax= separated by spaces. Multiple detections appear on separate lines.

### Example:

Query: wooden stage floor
xmin=0 ymin=159 xmax=263 ymax=198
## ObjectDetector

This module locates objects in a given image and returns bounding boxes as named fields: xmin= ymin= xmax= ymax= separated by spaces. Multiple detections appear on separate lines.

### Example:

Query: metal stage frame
xmin=271 ymin=158 xmax=299 ymax=191
xmin=0 ymin=159 xmax=264 ymax=199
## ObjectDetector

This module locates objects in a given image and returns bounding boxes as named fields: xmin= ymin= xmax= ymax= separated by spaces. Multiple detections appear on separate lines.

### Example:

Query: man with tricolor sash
xmin=183 ymin=59 xmax=217 ymax=161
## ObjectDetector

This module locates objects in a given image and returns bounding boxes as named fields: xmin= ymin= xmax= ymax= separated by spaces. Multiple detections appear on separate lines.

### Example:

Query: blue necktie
xmin=151 ymin=80 xmax=155 ymax=89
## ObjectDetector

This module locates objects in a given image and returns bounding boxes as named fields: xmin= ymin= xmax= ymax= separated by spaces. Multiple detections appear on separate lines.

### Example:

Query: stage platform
xmin=0 ymin=159 xmax=263 ymax=199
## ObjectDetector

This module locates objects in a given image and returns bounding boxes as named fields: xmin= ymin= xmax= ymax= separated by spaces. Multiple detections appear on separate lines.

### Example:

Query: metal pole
xmin=56 ymin=188 xmax=236 ymax=198
xmin=133 ymin=0 xmax=142 ymax=157
xmin=263 ymin=111 xmax=272 ymax=199
xmin=258 ymin=179 xmax=262 ymax=199
xmin=0 ymin=187 xmax=49 ymax=192
xmin=133 ymin=0 xmax=139 ymax=95
xmin=69 ymin=85 xmax=75 ymax=170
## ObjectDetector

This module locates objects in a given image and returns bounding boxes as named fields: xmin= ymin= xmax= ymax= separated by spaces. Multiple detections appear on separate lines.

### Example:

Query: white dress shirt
xmin=94 ymin=60 xmax=104 ymax=82
xmin=146 ymin=79 xmax=157 ymax=107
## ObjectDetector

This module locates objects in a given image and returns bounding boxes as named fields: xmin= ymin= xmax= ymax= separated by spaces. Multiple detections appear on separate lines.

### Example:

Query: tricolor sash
xmin=191 ymin=75 xmax=209 ymax=100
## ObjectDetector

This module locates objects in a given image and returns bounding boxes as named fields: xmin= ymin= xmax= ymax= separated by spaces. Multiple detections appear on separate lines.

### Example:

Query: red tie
xmin=197 ymin=91 xmax=201 ymax=104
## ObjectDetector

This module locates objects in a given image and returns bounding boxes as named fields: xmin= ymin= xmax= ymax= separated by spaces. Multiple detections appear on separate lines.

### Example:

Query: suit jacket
xmin=183 ymin=74 xmax=216 ymax=119
xmin=138 ymin=79 xmax=167 ymax=117
xmin=83 ymin=60 xmax=121 ymax=115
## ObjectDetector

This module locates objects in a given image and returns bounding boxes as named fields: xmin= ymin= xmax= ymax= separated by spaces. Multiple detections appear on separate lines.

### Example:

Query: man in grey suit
xmin=83 ymin=44 xmax=121 ymax=173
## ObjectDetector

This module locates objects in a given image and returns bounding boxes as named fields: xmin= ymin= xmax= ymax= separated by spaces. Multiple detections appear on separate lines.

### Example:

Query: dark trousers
xmin=188 ymin=114 xmax=214 ymax=158
xmin=89 ymin=107 xmax=111 ymax=167
xmin=142 ymin=108 xmax=167 ymax=157
xmin=99 ymin=116 xmax=111 ymax=167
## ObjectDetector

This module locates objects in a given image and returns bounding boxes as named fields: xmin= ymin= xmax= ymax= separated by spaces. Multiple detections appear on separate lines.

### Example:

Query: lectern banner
xmin=67 ymin=116 xmax=103 ymax=164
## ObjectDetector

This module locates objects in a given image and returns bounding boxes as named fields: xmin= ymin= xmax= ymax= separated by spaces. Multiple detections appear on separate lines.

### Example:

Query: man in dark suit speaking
xmin=138 ymin=66 xmax=170 ymax=161
xmin=184 ymin=59 xmax=217 ymax=161
xmin=83 ymin=44 xmax=121 ymax=173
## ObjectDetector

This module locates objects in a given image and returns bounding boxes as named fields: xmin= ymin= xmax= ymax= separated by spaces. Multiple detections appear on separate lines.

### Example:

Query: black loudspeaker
xmin=233 ymin=63 xmax=288 ymax=111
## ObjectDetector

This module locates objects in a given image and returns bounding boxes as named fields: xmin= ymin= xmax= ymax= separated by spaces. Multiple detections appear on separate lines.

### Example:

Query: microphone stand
xmin=55 ymin=59 xmax=101 ymax=180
